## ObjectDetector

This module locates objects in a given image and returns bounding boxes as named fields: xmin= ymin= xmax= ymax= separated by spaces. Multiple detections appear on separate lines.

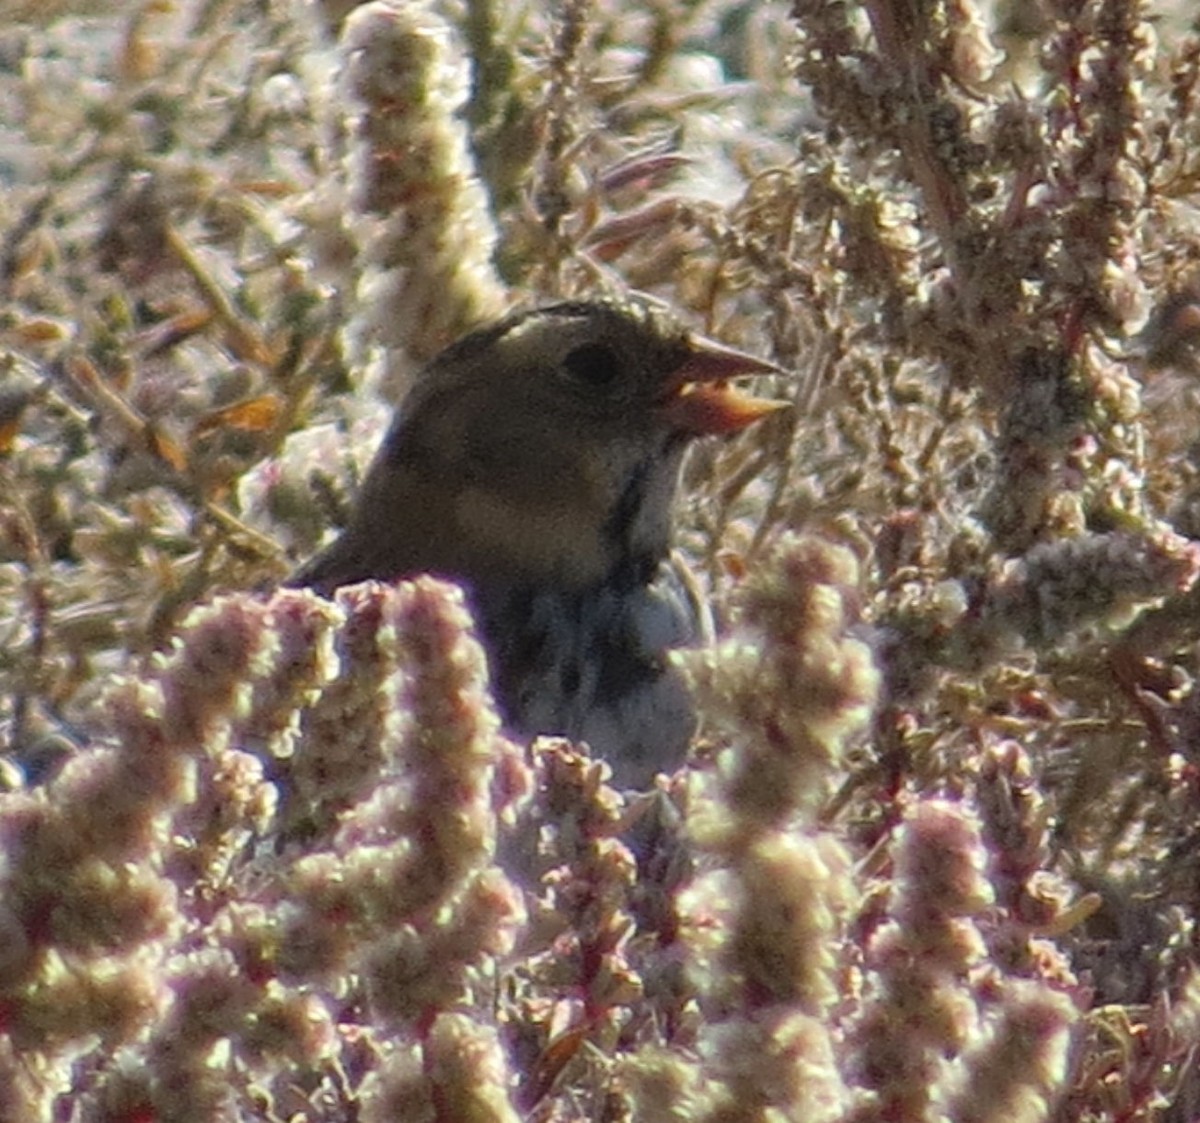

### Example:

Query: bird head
xmin=293 ymin=298 xmax=788 ymax=595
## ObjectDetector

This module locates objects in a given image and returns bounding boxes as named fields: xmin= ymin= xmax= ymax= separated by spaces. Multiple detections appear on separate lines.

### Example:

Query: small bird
xmin=288 ymin=297 xmax=786 ymax=785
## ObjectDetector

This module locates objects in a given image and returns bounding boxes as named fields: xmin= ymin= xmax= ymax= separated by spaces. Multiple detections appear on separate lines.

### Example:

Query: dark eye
xmin=561 ymin=342 xmax=621 ymax=389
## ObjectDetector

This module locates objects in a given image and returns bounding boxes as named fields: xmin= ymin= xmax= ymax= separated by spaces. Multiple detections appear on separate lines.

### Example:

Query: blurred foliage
xmin=2 ymin=0 xmax=1200 ymax=1119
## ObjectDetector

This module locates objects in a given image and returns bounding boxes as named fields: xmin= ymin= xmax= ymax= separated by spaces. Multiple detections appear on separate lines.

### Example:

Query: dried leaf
xmin=192 ymin=394 xmax=283 ymax=440
xmin=524 ymin=1026 xmax=588 ymax=1108
xmin=222 ymin=323 xmax=275 ymax=367
xmin=8 ymin=318 xmax=69 ymax=345
xmin=0 ymin=416 xmax=22 ymax=456
xmin=140 ymin=307 xmax=215 ymax=358
xmin=146 ymin=427 xmax=188 ymax=473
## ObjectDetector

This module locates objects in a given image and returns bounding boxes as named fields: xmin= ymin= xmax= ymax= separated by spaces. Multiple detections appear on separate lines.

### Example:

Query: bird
xmin=286 ymin=296 xmax=786 ymax=786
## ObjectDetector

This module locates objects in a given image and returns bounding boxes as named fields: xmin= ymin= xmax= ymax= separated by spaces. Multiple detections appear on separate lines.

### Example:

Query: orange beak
xmin=658 ymin=334 xmax=790 ymax=436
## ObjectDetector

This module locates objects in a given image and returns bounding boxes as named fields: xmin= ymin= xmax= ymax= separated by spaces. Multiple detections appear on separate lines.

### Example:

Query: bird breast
xmin=476 ymin=554 xmax=710 ymax=788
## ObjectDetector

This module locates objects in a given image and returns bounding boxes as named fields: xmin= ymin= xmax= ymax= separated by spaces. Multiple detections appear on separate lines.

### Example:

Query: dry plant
xmin=1 ymin=0 xmax=1199 ymax=1119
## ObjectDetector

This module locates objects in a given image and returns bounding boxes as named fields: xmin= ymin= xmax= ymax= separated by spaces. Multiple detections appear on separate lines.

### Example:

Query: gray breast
xmin=475 ymin=555 xmax=710 ymax=788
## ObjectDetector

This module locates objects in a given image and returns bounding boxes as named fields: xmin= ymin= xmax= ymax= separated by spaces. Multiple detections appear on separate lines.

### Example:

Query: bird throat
xmin=448 ymin=439 xmax=683 ymax=595
xmin=452 ymin=484 xmax=613 ymax=588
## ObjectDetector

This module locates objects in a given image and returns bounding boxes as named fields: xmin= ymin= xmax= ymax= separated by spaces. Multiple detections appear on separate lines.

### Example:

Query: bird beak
xmin=659 ymin=334 xmax=790 ymax=436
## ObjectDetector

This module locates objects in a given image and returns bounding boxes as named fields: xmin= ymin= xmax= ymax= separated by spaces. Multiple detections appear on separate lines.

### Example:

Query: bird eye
xmin=561 ymin=342 xmax=621 ymax=389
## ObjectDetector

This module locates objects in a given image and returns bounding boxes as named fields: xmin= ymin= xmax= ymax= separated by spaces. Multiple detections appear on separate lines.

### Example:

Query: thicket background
xmin=1 ymin=1 xmax=1199 ymax=1119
